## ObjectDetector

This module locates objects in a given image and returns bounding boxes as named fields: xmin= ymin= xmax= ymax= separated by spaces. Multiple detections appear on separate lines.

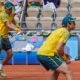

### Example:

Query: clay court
xmin=0 ymin=61 xmax=79 ymax=80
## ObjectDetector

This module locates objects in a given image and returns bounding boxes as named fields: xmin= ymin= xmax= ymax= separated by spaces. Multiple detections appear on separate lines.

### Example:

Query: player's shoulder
xmin=58 ymin=28 xmax=69 ymax=33
xmin=56 ymin=28 xmax=70 ymax=37
xmin=0 ymin=12 xmax=8 ymax=17
xmin=0 ymin=12 xmax=9 ymax=19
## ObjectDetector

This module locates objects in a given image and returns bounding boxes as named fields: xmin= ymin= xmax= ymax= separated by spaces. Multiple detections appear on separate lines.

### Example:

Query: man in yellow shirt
xmin=0 ymin=1 xmax=23 ymax=78
xmin=37 ymin=16 xmax=76 ymax=80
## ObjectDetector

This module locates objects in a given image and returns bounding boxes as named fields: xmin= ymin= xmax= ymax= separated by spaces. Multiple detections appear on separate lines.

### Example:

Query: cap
xmin=4 ymin=1 xmax=13 ymax=9
xmin=18 ymin=0 xmax=23 ymax=2
xmin=62 ymin=16 xmax=76 ymax=26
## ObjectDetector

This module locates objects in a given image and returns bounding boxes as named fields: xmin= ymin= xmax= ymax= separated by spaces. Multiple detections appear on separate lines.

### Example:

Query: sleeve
xmin=59 ymin=32 xmax=70 ymax=43
xmin=0 ymin=13 xmax=9 ymax=22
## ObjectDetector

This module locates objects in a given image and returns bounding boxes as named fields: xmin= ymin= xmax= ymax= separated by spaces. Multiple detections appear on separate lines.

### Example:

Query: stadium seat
xmin=60 ymin=0 xmax=68 ymax=7
xmin=41 ymin=8 xmax=53 ymax=17
xmin=56 ymin=8 xmax=67 ymax=17
xmin=72 ymin=8 xmax=80 ymax=17
xmin=25 ymin=17 xmax=38 ymax=30
xmin=40 ymin=17 xmax=53 ymax=30
xmin=72 ymin=0 xmax=80 ymax=7
xmin=55 ymin=17 xmax=63 ymax=28
xmin=27 ymin=7 xmax=39 ymax=17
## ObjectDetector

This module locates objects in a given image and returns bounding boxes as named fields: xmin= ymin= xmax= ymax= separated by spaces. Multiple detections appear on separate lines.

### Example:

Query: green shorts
xmin=37 ymin=54 xmax=63 ymax=70
xmin=0 ymin=37 xmax=12 ymax=51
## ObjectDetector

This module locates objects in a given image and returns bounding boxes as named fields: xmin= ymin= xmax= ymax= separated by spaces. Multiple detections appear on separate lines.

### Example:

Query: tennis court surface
xmin=0 ymin=61 xmax=80 ymax=80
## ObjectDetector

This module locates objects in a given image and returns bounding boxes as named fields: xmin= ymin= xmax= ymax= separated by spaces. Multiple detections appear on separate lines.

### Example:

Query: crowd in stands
xmin=0 ymin=0 xmax=60 ymax=29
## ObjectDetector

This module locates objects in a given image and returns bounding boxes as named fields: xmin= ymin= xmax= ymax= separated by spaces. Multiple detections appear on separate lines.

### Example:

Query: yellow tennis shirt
xmin=0 ymin=12 xmax=14 ymax=37
xmin=37 ymin=28 xmax=70 ymax=56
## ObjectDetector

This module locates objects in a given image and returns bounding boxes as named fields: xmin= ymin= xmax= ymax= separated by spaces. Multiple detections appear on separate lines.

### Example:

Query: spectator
xmin=0 ymin=1 xmax=23 ymax=78
xmin=28 ymin=0 xmax=41 ymax=7
xmin=14 ymin=0 xmax=23 ymax=24
xmin=44 ymin=0 xmax=60 ymax=8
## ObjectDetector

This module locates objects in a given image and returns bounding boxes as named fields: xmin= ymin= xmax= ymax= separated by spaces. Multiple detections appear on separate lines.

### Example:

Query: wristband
xmin=62 ymin=54 xmax=67 ymax=61
xmin=15 ymin=27 xmax=20 ymax=32
xmin=16 ymin=24 xmax=20 ymax=28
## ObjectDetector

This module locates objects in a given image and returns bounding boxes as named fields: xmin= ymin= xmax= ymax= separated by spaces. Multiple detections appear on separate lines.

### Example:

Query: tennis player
xmin=37 ymin=16 xmax=76 ymax=80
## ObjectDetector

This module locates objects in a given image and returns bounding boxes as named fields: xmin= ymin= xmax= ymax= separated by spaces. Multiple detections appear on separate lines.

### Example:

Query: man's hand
xmin=65 ymin=54 xmax=71 ymax=64
xmin=62 ymin=54 xmax=71 ymax=64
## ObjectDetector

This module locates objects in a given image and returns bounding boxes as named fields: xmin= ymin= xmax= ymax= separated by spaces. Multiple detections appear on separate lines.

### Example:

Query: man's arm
xmin=56 ymin=42 xmax=70 ymax=63
xmin=56 ymin=42 xmax=65 ymax=56
xmin=5 ymin=21 xmax=21 ymax=32
xmin=12 ymin=19 xmax=20 ymax=28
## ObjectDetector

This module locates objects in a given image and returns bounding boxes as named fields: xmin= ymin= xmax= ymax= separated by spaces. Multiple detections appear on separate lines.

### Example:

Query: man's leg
xmin=0 ymin=49 xmax=12 ymax=78
xmin=0 ymin=50 xmax=6 ymax=78
xmin=56 ymin=62 xmax=73 ymax=80
xmin=2 ymin=49 xmax=12 ymax=65
xmin=0 ymin=38 xmax=12 ymax=78
xmin=51 ymin=71 xmax=60 ymax=80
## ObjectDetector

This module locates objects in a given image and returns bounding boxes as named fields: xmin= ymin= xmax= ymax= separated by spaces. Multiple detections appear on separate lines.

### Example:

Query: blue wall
xmin=65 ymin=36 xmax=78 ymax=59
